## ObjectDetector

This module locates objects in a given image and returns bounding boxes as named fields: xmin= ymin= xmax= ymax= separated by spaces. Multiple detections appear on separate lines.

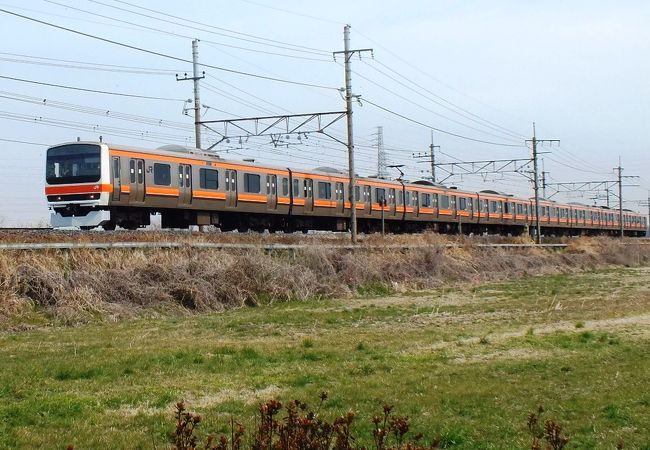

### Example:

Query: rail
xmin=0 ymin=242 xmax=570 ymax=251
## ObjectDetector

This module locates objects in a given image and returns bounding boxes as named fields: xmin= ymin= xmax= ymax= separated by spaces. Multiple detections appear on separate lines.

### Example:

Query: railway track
xmin=0 ymin=241 xmax=570 ymax=251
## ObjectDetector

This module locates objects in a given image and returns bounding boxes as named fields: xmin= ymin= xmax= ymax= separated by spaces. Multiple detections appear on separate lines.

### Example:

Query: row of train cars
xmin=45 ymin=141 xmax=648 ymax=236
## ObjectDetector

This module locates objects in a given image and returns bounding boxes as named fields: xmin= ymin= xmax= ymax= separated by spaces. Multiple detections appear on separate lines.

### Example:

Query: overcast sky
xmin=1 ymin=0 xmax=648 ymax=226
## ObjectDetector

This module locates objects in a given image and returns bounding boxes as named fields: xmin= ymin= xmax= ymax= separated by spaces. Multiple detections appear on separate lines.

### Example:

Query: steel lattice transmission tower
xmin=374 ymin=126 xmax=389 ymax=179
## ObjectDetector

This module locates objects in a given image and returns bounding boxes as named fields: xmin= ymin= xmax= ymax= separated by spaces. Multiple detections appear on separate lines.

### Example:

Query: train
xmin=45 ymin=141 xmax=648 ymax=236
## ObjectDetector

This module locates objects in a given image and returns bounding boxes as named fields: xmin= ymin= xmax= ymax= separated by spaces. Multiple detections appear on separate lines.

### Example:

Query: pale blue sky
xmin=1 ymin=0 xmax=648 ymax=225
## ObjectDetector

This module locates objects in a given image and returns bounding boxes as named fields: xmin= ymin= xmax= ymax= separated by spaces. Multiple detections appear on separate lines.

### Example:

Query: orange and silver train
xmin=45 ymin=141 xmax=648 ymax=235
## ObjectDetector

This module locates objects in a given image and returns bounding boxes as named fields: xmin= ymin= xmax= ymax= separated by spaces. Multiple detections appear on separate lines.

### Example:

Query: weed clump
xmin=171 ymin=394 xmax=440 ymax=450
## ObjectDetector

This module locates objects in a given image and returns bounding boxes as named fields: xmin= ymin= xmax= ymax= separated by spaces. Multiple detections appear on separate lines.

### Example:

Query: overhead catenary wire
xmin=0 ymin=8 xmax=339 ymax=91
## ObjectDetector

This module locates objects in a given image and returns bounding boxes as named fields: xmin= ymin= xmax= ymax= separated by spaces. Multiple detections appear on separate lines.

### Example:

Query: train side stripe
xmin=45 ymin=184 xmax=112 ymax=195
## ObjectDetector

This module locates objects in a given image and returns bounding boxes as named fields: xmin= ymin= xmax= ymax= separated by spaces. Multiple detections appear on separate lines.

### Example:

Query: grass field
xmin=1 ymin=266 xmax=650 ymax=449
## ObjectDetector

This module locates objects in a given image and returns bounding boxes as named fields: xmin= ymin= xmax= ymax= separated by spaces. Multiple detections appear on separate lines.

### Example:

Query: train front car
xmin=45 ymin=142 xmax=111 ymax=229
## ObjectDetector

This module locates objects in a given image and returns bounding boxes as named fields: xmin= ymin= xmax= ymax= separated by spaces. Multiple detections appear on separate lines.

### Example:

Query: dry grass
xmin=1 ymin=236 xmax=649 ymax=329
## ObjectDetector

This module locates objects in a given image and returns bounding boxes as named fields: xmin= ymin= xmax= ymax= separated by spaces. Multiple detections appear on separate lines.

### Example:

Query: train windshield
xmin=46 ymin=144 xmax=101 ymax=185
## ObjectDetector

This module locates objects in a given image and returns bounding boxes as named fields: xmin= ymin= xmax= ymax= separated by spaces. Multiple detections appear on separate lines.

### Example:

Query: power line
xmin=77 ymin=0 xmax=329 ymax=56
xmin=353 ymin=28 xmax=532 ymax=127
xmin=366 ymin=60 xmax=527 ymax=140
xmin=353 ymin=68 xmax=522 ymax=144
xmin=205 ymin=74 xmax=289 ymax=115
xmin=0 ymin=8 xmax=339 ymax=91
xmin=0 ymin=75 xmax=186 ymax=101
xmin=106 ymin=0 xmax=332 ymax=54
xmin=362 ymin=98 xmax=526 ymax=148
xmin=0 ymin=90 xmax=195 ymax=130
xmin=0 ymin=52 xmax=182 ymax=75
xmin=44 ymin=0 xmax=332 ymax=62
xmin=236 ymin=0 xmax=343 ymax=26
xmin=0 ymin=55 xmax=177 ymax=75
xmin=0 ymin=137 xmax=50 ymax=146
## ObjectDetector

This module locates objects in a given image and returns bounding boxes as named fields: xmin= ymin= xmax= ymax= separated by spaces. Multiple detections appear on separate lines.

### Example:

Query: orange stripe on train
xmin=45 ymin=184 xmax=112 ymax=195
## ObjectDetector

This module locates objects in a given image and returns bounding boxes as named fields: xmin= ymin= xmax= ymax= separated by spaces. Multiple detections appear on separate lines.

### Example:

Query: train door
xmin=363 ymin=186 xmax=372 ymax=214
xmin=413 ymin=190 xmax=419 ymax=217
xmin=129 ymin=159 xmax=145 ymax=202
xmin=335 ymin=182 xmax=345 ymax=214
xmin=111 ymin=156 xmax=121 ymax=201
xmin=225 ymin=169 xmax=237 ymax=207
xmin=266 ymin=174 xmax=277 ymax=210
xmin=388 ymin=188 xmax=396 ymax=216
xmin=303 ymin=178 xmax=313 ymax=212
xmin=450 ymin=195 xmax=457 ymax=220
xmin=178 ymin=164 xmax=192 ymax=206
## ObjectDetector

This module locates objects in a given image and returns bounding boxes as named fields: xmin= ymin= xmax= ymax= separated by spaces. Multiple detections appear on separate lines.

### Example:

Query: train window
xmin=293 ymin=179 xmax=300 ymax=197
xmin=440 ymin=195 xmax=450 ymax=209
xmin=413 ymin=191 xmax=419 ymax=206
xmin=421 ymin=193 xmax=431 ymax=207
xmin=199 ymin=168 xmax=219 ymax=190
xmin=489 ymin=201 xmax=498 ymax=213
xmin=129 ymin=160 xmax=135 ymax=183
xmin=354 ymin=185 xmax=360 ymax=202
xmin=405 ymin=191 xmax=411 ymax=206
xmin=481 ymin=200 xmax=488 ymax=212
xmin=397 ymin=190 xmax=403 ymax=205
xmin=451 ymin=196 xmax=456 ymax=209
xmin=389 ymin=188 xmax=395 ymax=204
xmin=459 ymin=197 xmax=467 ymax=211
xmin=178 ymin=166 xmax=184 ymax=188
xmin=282 ymin=178 xmax=289 ymax=197
xmin=318 ymin=182 xmax=332 ymax=199
xmin=244 ymin=173 xmax=261 ymax=193
xmin=375 ymin=188 xmax=386 ymax=204
xmin=153 ymin=163 xmax=171 ymax=186
xmin=432 ymin=193 xmax=439 ymax=208
xmin=137 ymin=160 xmax=144 ymax=184
xmin=363 ymin=185 xmax=371 ymax=203
xmin=266 ymin=175 xmax=271 ymax=195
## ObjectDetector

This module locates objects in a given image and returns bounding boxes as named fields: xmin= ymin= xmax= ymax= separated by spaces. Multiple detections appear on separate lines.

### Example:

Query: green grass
xmin=1 ymin=267 xmax=650 ymax=448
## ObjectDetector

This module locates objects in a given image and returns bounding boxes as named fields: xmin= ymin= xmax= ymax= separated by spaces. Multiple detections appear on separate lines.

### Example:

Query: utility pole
xmin=647 ymin=191 xmax=650 ymax=237
xmin=646 ymin=191 xmax=650 ymax=237
xmin=176 ymin=39 xmax=205 ymax=149
xmin=541 ymin=159 xmax=548 ymax=198
xmin=526 ymin=123 xmax=559 ymax=244
xmin=616 ymin=158 xmax=624 ymax=238
xmin=375 ymin=126 xmax=388 ymax=179
xmin=333 ymin=25 xmax=373 ymax=244
xmin=429 ymin=131 xmax=440 ymax=183
xmin=612 ymin=158 xmax=640 ymax=238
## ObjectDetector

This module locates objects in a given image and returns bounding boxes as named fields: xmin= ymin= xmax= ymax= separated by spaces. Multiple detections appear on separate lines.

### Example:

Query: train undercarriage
xmin=59 ymin=206 xmax=646 ymax=237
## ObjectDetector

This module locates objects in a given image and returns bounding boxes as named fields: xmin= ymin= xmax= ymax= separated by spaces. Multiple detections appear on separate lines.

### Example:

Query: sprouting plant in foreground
xmin=527 ymin=405 xmax=569 ymax=450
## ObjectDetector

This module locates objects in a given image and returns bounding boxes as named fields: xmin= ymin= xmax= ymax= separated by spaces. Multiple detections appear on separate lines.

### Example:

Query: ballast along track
xmin=44 ymin=141 xmax=647 ymax=236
